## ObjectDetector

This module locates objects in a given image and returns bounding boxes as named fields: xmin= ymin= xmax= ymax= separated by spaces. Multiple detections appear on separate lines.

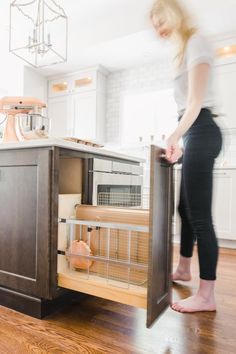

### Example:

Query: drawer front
xmin=147 ymin=145 xmax=173 ymax=328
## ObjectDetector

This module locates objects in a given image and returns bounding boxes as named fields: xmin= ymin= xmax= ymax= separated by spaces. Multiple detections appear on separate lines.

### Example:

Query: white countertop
xmin=174 ymin=164 xmax=236 ymax=170
xmin=0 ymin=138 xmax=145 ymax=163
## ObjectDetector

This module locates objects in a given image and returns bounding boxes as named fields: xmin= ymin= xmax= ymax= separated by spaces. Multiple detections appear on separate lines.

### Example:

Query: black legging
xmin=178 ymin=108 xmax=222 ymax=280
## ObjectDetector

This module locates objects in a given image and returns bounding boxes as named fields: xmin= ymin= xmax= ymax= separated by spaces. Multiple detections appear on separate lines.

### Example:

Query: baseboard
xmin=173 ymin=236 xmax=236 ymax=249
xmin=0 ymin=286 xmax=86 ymax=318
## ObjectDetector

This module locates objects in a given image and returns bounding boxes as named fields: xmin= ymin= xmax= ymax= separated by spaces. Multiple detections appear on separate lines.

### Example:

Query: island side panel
xmin=0 ymin=148 xmax=51 ymax=298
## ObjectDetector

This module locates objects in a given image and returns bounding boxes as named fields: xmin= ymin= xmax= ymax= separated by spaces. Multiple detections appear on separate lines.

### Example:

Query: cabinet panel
xmin=173 ymin=168 xmax=236 ymax=241
xmin=0 ymin=149 xmax=51 ymax=298
xmin=48 ymin=92 xmax=104 ymax=142
xmin=48 ymin=96 xmax=72 ymax=137
xmin=212 ymin=170 xmax=236 ymax=240
xmin=214 ymin=64 xmax=236 ymax=129
xmin=72 ymin=91 xmax=97 ymax=140
xmin=48 ymin=69 xmax=107 ymax=143
xmin=173 ymin=168 xmax=181 ymax=238
xmin=0 ymin=165 xmax=37 ymax=278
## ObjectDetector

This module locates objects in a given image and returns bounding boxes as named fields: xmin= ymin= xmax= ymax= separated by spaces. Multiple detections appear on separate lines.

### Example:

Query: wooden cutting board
xmin=76 ymin=205 xmax=149 ymax=226
xmin=74 ymin=205 xmax=149 ymax=284
xmin=64 ymin=137 xmax=104 ymax=148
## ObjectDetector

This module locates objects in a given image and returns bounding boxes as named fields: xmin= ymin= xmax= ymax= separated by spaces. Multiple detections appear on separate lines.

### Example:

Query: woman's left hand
xmin=165 ymin=133 xmax=183 ymax=164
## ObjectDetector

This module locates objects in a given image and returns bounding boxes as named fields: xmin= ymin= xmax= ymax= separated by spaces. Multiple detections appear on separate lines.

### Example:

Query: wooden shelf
xmin=58 ymin=269 xmax=147 ymax=309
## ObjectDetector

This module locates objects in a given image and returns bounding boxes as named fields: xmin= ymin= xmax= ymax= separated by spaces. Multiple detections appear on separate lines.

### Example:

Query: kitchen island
xmin=0 ymin=140 xmax=173 ymax=327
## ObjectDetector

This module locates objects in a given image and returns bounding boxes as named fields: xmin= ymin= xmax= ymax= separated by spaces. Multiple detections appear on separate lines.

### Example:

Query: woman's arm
xmin=165 ymin=63 xmax=210 ymax=163
xmin=174 ymin=63 xmax=210 ymax=138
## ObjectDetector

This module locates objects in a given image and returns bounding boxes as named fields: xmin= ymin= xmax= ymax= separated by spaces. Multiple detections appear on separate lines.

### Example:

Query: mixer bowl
xmin=15 ymin=113 xmax=50 ymax=140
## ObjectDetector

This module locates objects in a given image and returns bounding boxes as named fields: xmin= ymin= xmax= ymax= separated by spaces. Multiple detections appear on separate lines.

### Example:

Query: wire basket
xmin=97 ymin=192 xmax=150 ymax=209
xmin=60 ymin=219 xmax=149 ymax=289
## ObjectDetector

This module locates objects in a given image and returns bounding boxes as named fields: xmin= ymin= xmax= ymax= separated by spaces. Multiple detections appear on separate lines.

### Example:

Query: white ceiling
xmin=1 ymin=0 xmax=236 ymax=76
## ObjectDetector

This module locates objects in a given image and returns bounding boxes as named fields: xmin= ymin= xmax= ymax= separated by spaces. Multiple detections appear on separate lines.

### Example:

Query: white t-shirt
xmin=173 ymin=33 xmax=215 ymax=114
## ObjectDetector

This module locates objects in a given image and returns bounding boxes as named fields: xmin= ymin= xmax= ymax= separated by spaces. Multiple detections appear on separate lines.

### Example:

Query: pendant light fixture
xmin=9 ymin=0 xmax=68 ymax=68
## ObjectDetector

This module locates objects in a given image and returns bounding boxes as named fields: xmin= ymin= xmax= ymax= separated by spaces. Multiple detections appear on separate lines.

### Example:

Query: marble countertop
xmin=0 ymin=138 xmax=145 ymax=163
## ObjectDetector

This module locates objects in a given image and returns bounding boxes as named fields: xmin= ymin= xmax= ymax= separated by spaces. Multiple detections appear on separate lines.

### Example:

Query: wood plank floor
xmin=0 ymin=246 xmax=235 ymax=354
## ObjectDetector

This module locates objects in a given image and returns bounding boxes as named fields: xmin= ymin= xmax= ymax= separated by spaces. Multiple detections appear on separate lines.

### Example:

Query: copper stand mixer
xmin=0 ymin=96 xmax=49 ymax=142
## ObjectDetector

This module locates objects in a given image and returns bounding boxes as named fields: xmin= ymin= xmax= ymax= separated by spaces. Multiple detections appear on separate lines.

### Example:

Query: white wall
xmin=23 ymin=67 xmax=47 ymax=103
xmin=106 ymin=59 xmax=173 ymax=145
xmin=0 ymin=36 xmax=24 ymax=97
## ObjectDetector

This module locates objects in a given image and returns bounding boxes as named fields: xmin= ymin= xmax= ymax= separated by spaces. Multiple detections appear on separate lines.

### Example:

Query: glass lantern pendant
xmin=9 ymin=0 xmax=68 ymax=68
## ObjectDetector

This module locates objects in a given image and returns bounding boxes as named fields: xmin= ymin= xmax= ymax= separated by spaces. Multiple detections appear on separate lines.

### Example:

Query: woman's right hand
xmin=165 ymin=134 xmax=183 ymax=163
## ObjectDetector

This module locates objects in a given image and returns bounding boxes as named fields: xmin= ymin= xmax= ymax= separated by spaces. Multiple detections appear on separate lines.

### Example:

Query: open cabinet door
xmin=147 ymin=145 xmax=173 ymax=328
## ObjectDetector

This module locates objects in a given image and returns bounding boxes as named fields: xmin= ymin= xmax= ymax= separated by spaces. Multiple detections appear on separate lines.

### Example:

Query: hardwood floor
xmin=0 ymin=246 xmax=235 ymax=354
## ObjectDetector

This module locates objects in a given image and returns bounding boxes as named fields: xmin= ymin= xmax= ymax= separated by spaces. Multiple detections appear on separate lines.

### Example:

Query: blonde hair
xmin=150 ymin=0 xmax=197 ymax=66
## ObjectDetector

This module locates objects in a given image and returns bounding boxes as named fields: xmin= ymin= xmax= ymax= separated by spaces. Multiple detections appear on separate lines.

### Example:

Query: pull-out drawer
xmin=57 ymin=145 xmax=173 ymax=328
xmin=58 ymin=218 xmax=148 ymax=309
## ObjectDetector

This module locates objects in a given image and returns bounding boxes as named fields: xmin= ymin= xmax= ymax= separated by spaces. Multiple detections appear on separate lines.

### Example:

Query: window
xmin=121 ymin=88 xmax=178 ymax=147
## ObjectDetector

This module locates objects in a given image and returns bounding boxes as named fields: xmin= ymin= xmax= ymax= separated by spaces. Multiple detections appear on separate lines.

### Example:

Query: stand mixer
xmin=0 ymin=96 xmax=49 ymax=142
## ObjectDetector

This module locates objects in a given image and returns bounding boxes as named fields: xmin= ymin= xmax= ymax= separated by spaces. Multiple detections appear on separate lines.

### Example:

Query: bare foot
xmin=171 ymin=294 xmax=216 ymax=313
xmin=172 ymin=269 xmax=191 ymax=282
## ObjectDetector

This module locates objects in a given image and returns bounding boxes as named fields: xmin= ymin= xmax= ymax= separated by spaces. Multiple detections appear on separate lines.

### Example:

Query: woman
xmin=150 ymin=0 xmax=222 ymax=313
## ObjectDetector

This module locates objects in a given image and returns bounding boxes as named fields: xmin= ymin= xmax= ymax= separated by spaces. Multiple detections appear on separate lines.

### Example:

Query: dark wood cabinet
xmin=0 ymin=145 xmax=173 ymax=326
xmin=0 ymin=148 xmax=51 ymax=298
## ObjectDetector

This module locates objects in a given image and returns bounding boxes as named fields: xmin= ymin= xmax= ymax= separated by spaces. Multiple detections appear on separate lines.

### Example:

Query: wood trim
xmin=58 ymin=270 xmax=147 ymax=309
xmin=49 ymin=147 xmax=61 ymax=299
xmin=0 ymin=286 xmax=43 ymax=318
xmin=58 ymin=148 xmax=140 ymax=165
xmin=219 ymin=247 xmax=236 ymax=255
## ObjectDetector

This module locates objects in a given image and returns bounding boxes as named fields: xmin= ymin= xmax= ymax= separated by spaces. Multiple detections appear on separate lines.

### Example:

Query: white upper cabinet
xmin=72 ymin=91 xmax=97 ymax=140
xmin=47 ymin=66 xmax=107 ymax=142
xmin=48 ymin=95 xmax=72 ymax=137
xmin=214 ymin=63 xmax=236 ymax=130
xmin=212 ymin=169 xmax=236 ymax=240
xmin=173 ymin=168 xmax=236 ymax=241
